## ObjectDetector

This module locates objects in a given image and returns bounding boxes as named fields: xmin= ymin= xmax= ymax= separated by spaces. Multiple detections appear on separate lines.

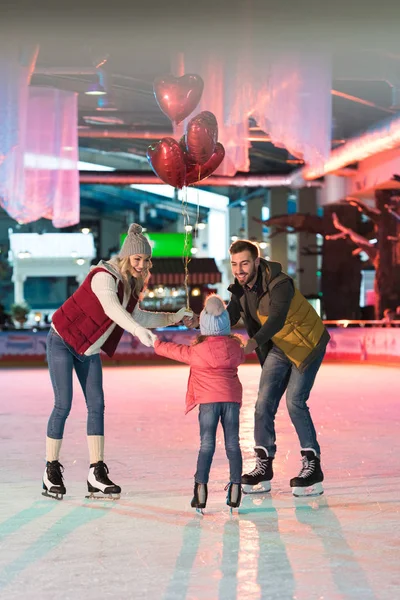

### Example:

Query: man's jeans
xmin=195 ymin=403 xmax=242 ymax=484
xmin=46 ymin=329 xmax=105 ymax=439
xmin=254 ymin=346 xmax=324 ymax=457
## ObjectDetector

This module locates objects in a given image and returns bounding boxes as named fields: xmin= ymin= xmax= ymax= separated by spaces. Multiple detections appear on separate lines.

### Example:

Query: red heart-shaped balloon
xmin=185 ymin=143 xmax=225 ymax=185
xmin=153 ymin=74 xmax=204 ymax=124
xmin=184 ymin=111 xmax=218 ymax=166
xmin=147 ymin=137 xmax=186 ymax=189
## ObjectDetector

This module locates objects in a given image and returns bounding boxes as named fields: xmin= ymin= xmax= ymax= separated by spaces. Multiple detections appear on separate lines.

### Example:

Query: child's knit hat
xmin=199 ymin=294 xmax=231 ymax=336
xmin=119 ymin=223 xmax=152 ymax=258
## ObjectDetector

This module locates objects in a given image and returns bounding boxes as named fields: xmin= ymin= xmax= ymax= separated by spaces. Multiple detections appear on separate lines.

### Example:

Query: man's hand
xmin=183 ymin=313 xmax=199 ymax=329
xmin=244 ymin=338 xmax=258 ymax=355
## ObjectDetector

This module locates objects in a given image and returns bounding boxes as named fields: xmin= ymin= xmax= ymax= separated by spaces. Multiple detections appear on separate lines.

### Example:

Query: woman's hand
xmin=133 ymin=324 xmax=157 ymax=347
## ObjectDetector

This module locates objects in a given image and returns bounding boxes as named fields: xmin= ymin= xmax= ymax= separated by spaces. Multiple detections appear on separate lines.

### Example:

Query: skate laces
xmin=47 ymin=461 xmax=64 ymax=483
xmin=297 ymin=456 xmax=315 ymax=478
xmin=248 ymin=455 xmax=268 ymax=477
xmin=94 ymin=462 xmax=113 ymax=484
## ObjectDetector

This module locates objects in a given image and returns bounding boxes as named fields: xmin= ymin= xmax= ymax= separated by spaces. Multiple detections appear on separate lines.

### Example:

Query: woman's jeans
xmin=255 ymin=346 xmax=325 ymax=457
xmin=46 ymin=329 xmax=105 ymax=439
xmin=195 ymin=402 xmax=242 ymax=485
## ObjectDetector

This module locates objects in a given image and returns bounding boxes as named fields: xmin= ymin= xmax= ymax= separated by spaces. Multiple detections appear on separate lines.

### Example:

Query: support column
xmin=247 ymin=195 xmax=265 ymax=242
xmin=229 ymin=205 xmax=246 ymax=240
xmin=269 ymin=188 xmax=288 ymax=273
xmin=297 ymin=188 xmax=318 ymax=297
xmin=12 ymin=273 xmax=26 ymax=304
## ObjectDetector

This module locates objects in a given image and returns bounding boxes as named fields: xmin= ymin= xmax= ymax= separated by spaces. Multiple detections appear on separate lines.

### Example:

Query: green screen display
xmin=120 ymin=232 xmax=192 ymax=257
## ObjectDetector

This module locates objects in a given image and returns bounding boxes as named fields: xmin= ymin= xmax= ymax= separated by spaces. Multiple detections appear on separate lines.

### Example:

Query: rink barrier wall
xmin=0 ymin=326 xmax=399 ymax=366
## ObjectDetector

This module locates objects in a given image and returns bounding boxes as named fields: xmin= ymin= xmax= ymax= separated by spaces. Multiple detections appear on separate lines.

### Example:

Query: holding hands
xmin=133 ymin=324 xmax=158 ymax=347
xmin=167 ymin=306 xmax=189 ymax=326
xmin=183 ymin=313 xmax=199 ymax=329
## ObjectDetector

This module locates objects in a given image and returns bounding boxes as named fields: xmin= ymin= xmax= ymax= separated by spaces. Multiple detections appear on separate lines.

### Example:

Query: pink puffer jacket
xmin=154 ymin=336 xmax=245 ymax=414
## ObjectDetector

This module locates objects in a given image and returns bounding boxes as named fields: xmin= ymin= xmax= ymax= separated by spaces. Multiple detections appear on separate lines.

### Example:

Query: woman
xmin=43 ymin=223 xmax=186 ymax=500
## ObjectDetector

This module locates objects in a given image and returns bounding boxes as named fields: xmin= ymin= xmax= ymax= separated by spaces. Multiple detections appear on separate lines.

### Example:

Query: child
xmin=153 ymin=295 xmax=245 ymax=511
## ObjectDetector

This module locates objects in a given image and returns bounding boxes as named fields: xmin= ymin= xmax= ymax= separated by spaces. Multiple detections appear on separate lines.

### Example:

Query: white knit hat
xmin=200 ymin=294 xmax=231 ymax=336
xmin=119 ymin=223 xmax=152 ymax=258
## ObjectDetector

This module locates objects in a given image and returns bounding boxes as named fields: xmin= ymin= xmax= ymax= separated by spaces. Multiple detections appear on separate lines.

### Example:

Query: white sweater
xmin=85 ymin=271 xmax=176 ymax=355
xmin=52 ymin=268 xmax=179 ymax=356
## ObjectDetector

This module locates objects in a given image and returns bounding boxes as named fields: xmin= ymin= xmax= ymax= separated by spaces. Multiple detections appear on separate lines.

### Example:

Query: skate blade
xmin=85 ymin=493 xmax=120 ymax=501
xmin=195 ymin=508 xmax=205 ymax=515
xmin=42 ymin=490 xmax=64 ymax=501
xmin=242 ymin=481 xmax=271 ymax=495
xmin=292 ymin=482 xmax=324 ymax=497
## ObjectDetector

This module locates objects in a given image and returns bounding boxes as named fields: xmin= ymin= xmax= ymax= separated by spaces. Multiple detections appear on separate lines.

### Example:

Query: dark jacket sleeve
xmin=226 ymin=294 xmax=242 ymax=327
xmin=253 ymin=280 xmax=294 ymax=347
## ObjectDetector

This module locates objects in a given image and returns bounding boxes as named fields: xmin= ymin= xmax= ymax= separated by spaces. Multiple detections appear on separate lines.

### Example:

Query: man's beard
xmin=236 ymin=265 xmax=258 ymax=287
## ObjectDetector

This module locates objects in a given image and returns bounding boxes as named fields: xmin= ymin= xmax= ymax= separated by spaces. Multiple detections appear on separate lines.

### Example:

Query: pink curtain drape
xmin=173 ymin=51 xmax=251 ymax=177
xmin=174 ymin=39 xmax=331 ymax=176
xmin=252 ymin=49 xmax=332 ymax=170
xmin=0 ymin=43 xmax=79 ymax=227
xmin=24 ymin=87 xmax=80 ymax=228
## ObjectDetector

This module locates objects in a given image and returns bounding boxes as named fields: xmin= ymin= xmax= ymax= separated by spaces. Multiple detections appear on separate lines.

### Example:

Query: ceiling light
xmin=184 ymin=225 xmax=193 ymax=232
xmin=190 ymin=247 xmax=198 ymax=255
xmin=85 ymin=81 xmax=106 ymax=96
xmin=82 ymin=115 xmax=124 ymax=126
xmin=75 ymin=258 xmax=86 ymax=266
xmin=197 ymin=222 xmax=206 ymax=230
xmin=81 ymin=228 xmax=91 ymax=235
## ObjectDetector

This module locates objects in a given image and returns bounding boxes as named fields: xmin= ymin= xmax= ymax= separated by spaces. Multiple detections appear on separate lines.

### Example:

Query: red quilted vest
xmin=52 ymin=267 xmax=138 ymax=357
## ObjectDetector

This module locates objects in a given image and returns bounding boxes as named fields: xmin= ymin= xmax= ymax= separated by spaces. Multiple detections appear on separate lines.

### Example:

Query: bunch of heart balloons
xmin=147 ymin=74 xmax=225 ymax=189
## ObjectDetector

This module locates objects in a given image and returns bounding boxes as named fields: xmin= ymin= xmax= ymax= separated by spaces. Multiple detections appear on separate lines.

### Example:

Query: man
xmin=184 ymin=239 xmax=330 ymax=497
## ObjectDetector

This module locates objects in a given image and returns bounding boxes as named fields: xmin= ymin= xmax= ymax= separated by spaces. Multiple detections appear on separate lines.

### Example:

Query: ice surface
xmin=0 ymin=363 xmax=399 ymax=599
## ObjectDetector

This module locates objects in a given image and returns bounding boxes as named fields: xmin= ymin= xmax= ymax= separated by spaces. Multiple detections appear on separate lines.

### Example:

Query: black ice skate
xmin=290 ymin=449 xmax=324 ymax=497
xmin=225 ymin=482 xmax=242 ymax=511
xmin=42 ymin=460 xmax=66 ymax=500
xmin=241 ymin=446 xmax=274 ymax=494
xmin=191 ymin=482 xmax=208 ymax=514
xmin=86 ymin=461 xmax=121 ymax=500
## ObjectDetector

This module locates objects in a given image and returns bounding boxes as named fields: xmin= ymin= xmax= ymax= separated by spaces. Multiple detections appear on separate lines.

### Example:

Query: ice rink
xmin=0 ymin=362 xmax=399 ymax=600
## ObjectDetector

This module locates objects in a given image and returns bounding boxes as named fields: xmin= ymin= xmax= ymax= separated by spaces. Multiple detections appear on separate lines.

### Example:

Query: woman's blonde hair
xmin=111 ymin=256 xmax=152 ymax=299
xmin=192 ymin=333 xmax=245 ymax=347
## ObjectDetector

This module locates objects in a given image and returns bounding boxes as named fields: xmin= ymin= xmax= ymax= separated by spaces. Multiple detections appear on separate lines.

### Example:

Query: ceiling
xmin=4 ymin=0 xmax=400 ymax=229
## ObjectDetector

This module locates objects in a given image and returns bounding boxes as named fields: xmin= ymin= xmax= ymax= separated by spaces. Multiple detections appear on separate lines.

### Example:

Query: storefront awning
xmin=149 ymin=258 xmax=221 ymax=286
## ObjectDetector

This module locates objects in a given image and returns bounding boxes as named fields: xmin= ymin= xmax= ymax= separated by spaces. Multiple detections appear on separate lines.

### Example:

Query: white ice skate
xmin=42 ymin=460 xmax=66 ymax=500
xmin=86 ymin=461 xmax=121 ymax=500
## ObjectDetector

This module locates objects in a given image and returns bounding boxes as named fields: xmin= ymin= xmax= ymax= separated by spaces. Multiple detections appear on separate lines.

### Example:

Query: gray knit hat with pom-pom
xmin=200 ymin=294 xmax=231 ymax=336
xmin=119 ymin=223 xmax=152 ymax=258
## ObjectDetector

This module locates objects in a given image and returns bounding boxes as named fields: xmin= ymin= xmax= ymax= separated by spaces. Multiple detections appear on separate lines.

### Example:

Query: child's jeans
xmin=194 ymin=402 xmax=242 ymax=485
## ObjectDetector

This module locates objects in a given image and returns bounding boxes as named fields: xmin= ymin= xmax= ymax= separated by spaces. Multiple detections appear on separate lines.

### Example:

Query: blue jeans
xmin=195 ymin=403 xmax=242 ymax=484
xmin=46 ymin=329 xmax=105 ymax=439
xmin=254 ymin=346 xmax=324 ymax=457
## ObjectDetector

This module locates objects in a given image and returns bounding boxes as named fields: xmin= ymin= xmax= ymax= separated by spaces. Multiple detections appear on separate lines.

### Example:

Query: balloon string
xmin=181 ymin=185 xmax=191 ymax=310
xmin=181 ymin=168 xmax=201 ymax=311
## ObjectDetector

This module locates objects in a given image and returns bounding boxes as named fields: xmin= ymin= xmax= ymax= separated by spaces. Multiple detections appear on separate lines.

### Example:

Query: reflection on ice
xmin=0 ymin=364 xmax=398 ymax=599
